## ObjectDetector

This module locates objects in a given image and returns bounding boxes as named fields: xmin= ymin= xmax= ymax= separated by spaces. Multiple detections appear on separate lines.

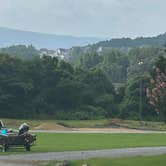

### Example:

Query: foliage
xmin=146 ymin=56 xmax=166 ymax=122
xmin=68 ymin=46 xmax=165 ymax=121
xmin=0 ymin=54 xmax=115 ymax=119
xmin=127 ymin=47 xmax=165 ymax=79
xmin=78 ymin=49 xmax=129 ymax=83
xmin=0 ymin=45 xmax=40 ymax=59
xmin=120 ymin=76 xmax=156 ymax=120
xmin=94 ymin=32 xmax=166 ymax=48
xmin=0 ymin=44 xmax=165 ymax=121
xmin=71 ymin=46 xmax=165 ymax=84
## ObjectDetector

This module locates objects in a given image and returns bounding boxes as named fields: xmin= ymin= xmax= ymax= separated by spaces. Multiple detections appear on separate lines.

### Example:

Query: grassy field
xmin=1 ymin=133 xmax=166 ymax=153
xmin=47 ymin=155 xmax=166 ymax=166
xmin=33 ymin=133 xmax=166 ymax=152
xmin=1 ymin=118 xmax=166 ymax=131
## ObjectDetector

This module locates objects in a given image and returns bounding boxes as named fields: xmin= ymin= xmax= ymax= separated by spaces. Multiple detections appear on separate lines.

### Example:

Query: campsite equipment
xmin=0 ymin=121 xmax=36 ymax=152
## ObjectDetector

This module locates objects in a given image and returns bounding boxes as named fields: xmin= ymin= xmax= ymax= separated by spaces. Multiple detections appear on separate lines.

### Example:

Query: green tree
xmin=120 ymin=76 xmax=155 ymax=120
xmin=146 ymin=56 xmax=166 ymax=122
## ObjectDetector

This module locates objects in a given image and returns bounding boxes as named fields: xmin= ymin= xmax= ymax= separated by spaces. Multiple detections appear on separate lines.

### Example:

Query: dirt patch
xmin=74 ymin=127 xmax=145 ymax=133
xmin=34 ymin=122 xmax=70 ymax=130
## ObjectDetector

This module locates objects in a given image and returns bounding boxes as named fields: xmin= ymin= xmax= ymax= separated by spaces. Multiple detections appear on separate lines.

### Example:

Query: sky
xmin=0 ymin=0 xmax=166 ymax=38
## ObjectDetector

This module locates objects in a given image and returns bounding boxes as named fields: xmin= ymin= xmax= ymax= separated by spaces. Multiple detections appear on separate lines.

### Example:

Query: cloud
xmin=0 ymin=0 xmax=166 ymax=37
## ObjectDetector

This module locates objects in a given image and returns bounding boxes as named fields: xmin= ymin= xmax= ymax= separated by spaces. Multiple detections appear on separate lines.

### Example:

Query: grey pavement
xmin=30 ymin=129 xmax=166 ymax=133
xmin=0 ymin=146 xmax=166 ymax=164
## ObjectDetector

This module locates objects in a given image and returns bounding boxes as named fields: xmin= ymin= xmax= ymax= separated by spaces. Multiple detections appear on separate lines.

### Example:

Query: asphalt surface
xmin=0 ymin=146 xmax=166 ymax=166
xmin=30 ymin=129 xmax=166 ymax=133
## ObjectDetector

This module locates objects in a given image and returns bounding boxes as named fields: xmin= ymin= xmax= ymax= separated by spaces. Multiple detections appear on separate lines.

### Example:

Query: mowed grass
xmin=62 ymin=155 xmax=166 ymax=166
xmin=1 ymin=133 xmax=166 ymax=154
xmin=30 ymin=133 xmax=166 ymax=152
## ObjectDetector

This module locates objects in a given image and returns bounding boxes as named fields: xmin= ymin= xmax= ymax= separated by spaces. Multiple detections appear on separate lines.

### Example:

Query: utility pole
xmin=138 ymin=60 xmax=143 ymax=121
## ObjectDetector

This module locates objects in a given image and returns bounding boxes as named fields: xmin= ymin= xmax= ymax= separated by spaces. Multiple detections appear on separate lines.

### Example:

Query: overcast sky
xmin=0 ymin=0 xmax=165 ymax=38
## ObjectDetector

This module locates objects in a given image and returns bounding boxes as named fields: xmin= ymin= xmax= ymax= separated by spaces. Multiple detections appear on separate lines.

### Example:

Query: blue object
xmin=1 ymin=128 xmax=7 ymax=135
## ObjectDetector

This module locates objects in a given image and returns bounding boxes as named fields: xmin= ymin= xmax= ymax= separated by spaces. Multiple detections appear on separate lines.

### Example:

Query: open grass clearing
xmin=33 ymin=133 xmax=166 ymax=152
xmin=1 ymin=133 xmax=166 ymax=154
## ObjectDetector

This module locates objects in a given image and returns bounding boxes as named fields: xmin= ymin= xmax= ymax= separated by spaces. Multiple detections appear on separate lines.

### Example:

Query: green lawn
xmin=0 ymin=133 xmax=166 ymax=154
xmin=33 ymin=133 xmax=166 ymax=152
xmin=48 ymin=155 xmax=166 ymax=166
xmin=1 ymin=133 xmax=166 ymax=154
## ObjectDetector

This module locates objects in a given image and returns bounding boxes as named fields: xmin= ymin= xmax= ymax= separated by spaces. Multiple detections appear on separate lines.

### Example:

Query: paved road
xmin=1 ymin=146 xmax=166 ymax=165
xmin=31 ymin=129 xmax=166 ymax=133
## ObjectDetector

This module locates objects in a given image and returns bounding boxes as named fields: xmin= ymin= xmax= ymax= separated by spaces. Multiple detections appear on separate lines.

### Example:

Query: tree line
xmin=0 ymin=54 xmax=116 ymax=119
xmin=0 ymin=46 xmax=165 ymax=121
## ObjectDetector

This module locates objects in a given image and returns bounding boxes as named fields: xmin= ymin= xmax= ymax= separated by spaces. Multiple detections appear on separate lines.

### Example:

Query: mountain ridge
xmin=94 ymin=32 xmax=166 ymax=48
xmin=0 ymin=27 xmax=102 ymax=49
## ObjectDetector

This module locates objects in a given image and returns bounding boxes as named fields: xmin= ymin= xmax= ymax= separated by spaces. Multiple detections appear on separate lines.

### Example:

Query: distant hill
xmin=94 ymin=33 xmax=166 ymax=48
xmin=67 ymin=32 xmax=166 ymax=63
xmin=0 ymin=27 xmax=101 ymax=49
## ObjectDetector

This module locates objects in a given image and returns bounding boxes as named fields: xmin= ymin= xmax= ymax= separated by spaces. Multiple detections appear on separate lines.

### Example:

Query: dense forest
xmin=94 ymin=33 xmax=166 ymax=48
xmin=0 ymin=54 xmax=116 ymax=119
xmin=0 ymin=45 xmax=40 ymax=60
xmin=0 ymin=45 xmax=165 ymax=121
xmin=0 ymin=33 xmax=166 ymax=121
xmin=71 ymin=47 xmax=165 ymax=83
